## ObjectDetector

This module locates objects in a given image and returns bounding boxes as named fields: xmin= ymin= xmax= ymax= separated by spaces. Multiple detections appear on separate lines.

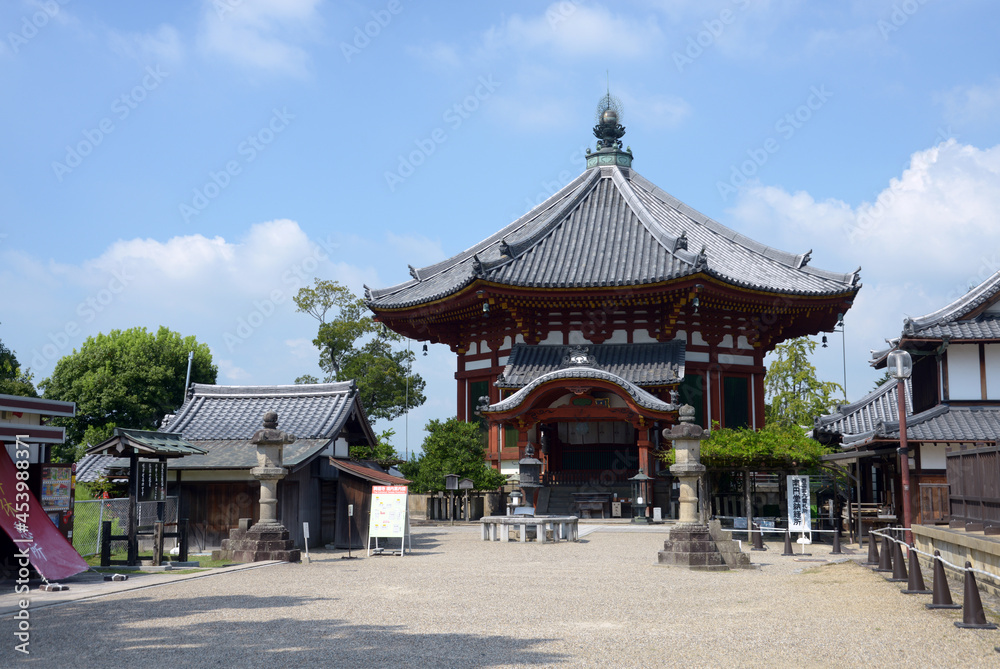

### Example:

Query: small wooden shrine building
xmin=367 ymin=99 xmax=860 ymax=509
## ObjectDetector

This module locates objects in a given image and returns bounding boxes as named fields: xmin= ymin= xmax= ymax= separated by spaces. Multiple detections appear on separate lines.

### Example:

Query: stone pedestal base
xmin=219 ymin=519 xmax=300 ymax=563
xmin=657 ymin=524 xmax=728 ymax=571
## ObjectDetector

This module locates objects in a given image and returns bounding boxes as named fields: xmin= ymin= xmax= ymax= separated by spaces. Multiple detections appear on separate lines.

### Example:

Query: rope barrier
xmin=869 ymin=527 xmax=1000 ymax=586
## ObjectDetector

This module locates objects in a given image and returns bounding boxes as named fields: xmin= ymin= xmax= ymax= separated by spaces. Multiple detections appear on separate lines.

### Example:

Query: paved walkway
xmin=3 ymin=526 xmax=999 ymax=667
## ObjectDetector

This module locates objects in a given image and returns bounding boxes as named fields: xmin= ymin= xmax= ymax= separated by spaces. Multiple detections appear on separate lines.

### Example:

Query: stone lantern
xmin=657 ymin=404 xmax=728 ymax=570
xmin=218 ymin=411 xmax=300 ymax=562
xmin=629 ymin=469 xmax=653 ymax=524
xmin=518 ymin=443 xmax=543 ymax=510
xmin=250 ymin=410 xmax=295 ymax=531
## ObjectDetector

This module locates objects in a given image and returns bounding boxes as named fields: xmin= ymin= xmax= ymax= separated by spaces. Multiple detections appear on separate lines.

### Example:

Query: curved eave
xmin=904 ymin=269 xmax=1000 ymax=334
xmin=368 ymin=163 xmax=860 ymax=313
xmin=370 ymin=272 xmax=860 ymax=320
xmin=482 ymin=367 xmax=677 ymax=418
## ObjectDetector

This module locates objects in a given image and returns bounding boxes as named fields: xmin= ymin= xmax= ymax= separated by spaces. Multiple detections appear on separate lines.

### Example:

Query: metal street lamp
xmin=887 ymin=349 xmax=913 ymax=544
xmin=629 ymin=469 xmax=653 ymax=524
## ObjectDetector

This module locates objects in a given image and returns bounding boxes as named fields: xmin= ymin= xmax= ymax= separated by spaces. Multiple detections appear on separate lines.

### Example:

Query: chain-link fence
xmin=73 ymin=497 xmax=178 ymax=557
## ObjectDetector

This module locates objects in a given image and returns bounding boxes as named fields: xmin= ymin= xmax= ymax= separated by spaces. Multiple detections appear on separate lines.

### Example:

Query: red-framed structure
xmin=369 ymin=102 xmax=860 ymax=505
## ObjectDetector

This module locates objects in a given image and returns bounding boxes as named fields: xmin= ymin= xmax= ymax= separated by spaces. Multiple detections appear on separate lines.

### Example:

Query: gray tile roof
xmin=174 ymin=438 xmax=334 ymax=470
xmin=75 ymin=453 xmax=128 ymax=483
xmin=496 ymin=342 xmax=684 ymax=389
xmin=902 ymin=269 xmax=1000 ymax=340
xmin=368 ymin=165 xmax=860 ymax=309
xmin=814 ymin=378 xmax=911 ymax=441
xmin=162 ymin=382 xmax=360 ymax=440
xmin=853 ymin=404 xmax=1000 ymax=445
xmin=907 ymin=317 xmax=1000 ymax=340
xmin=160 ymin=382 xmax=374 ymax=471
xmin=87 ymin=428 xmax=206 ymax=458
xmin=484 ymin=367 xmax=677 ymax=415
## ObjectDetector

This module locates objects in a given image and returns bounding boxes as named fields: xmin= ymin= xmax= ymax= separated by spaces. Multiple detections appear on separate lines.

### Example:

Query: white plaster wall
xmin=947 ymin=344 xmax=981 ymax=400
xmin=921 ymin=443 xmax=947 ymax=470
xmin=985 ymin=344 xmax=1000 ymax=400
xmin=541 ymin=331 xmax=562 ymax=345
xmin=633 ymin=330 xmax=655 ymax=343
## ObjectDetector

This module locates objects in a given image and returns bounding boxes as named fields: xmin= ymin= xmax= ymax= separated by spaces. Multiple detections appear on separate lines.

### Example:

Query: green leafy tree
xmin=872 ymin=370 xmax=892 ymax=390
xmin=659 ymin=423 xmax=831 ymax=531
xmin=40 ymin=326 xmax=217 ymax=462
xmin=399 ymin=418 xmax=507 ymax=493
xmin=765 ymin=337 xmax=844 ymax=428
xmin=349 ymin=428 xmax=402 ymax=468
xmin=0 ymin=337 xmax=38 ymax=397
xmin=700 ymin=424 xmax=829 ymax=470
xmin=294 ymin=279 xmax=425 ymax=422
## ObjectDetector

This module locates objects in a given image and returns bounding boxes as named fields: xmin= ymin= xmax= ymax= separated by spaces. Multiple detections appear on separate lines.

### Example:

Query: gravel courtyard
xmin=8 ymin=525 xmax=1000 ymax=668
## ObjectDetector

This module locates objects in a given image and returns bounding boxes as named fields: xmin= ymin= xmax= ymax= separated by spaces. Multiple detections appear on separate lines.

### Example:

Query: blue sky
xmin=3 ymin=0 xmax=1000 ymax=454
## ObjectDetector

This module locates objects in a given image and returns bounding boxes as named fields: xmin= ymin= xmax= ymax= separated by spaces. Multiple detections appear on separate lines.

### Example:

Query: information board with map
xmin=367 ymin=485 xmax=410 ymax=556
xmin=368 ymin=485 xmax=408 ymax=537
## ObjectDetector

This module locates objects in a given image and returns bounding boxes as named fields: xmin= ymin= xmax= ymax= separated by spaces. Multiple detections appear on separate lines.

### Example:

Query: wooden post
xmin=100 ymin=520 xmax=112 ymax=567
xmin=153 ymin=521 xmax=164 ymax=567
xmin=127 ymin=451 xmax=138 ymax=566
xmin=178 ymin=519 xmax=189 ymax=562
xmin=744 ymin=469 xmax=753 ymax=542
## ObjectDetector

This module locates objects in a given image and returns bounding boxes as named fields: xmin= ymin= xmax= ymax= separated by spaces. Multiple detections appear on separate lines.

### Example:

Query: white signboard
xmin=787 ymin=475 xmax=811 ymax=532
xmin=368 ymin=485 xmax=408 ymax=539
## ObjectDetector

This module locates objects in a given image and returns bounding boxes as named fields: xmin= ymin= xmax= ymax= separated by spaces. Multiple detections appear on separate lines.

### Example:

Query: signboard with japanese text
xmin=0 ymin=440 xmax=88 ymax=580
xmin=367 ymin=485 xmax=408 ymax=539
xmin=787 ymin=475 xmax=811 ymax=532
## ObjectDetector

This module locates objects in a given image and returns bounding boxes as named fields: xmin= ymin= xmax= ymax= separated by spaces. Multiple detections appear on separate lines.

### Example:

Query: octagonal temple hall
xmin=367 ymin=100 xmax=861 ymax=512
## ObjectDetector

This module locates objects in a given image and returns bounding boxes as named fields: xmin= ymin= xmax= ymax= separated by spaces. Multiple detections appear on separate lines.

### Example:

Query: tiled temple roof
xmin=496 ymin=342 xmax=684 ymax=389
xmin=160 ymin=382 xmax=374 ymax=470
xmin=368 ymin=164 xmax=860 ymax=310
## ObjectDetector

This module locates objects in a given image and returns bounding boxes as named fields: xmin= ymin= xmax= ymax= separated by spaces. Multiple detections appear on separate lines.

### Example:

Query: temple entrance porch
xmin=479 ymin=367 xmax=679 ymax=519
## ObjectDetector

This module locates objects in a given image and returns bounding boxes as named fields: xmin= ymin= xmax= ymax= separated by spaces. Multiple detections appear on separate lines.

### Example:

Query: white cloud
xmin=622 ymin=93 xmax=692 ymax=129
xmin=384 ymin=232 xmax=445 ymax=269
xmin=198 ymin=0 xmax=323 ymax=77
xmin=285 ymin=337 xmax=318 ymax=361
xmin=214 ymin=355 xmax=253 ymax=381
xmin=108 ymin=24 xmax=184 ymax=64
xmin=0 ymin=219 xmax=369 ymax=381
xmin=407 ymin=41 xmax=462 ymax=69
xmin=482 ymin=3 xmax=663 ymax=60
xmin=724 ymin=139 xmax=1000 ymax=394
xmin=937 ymin=78 xmax=1000 ymax=126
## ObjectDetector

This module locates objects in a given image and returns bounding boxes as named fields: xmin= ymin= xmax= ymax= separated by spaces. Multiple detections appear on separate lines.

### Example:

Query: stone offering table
xmin=480 ymin=515 xmax=579 ymax=543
